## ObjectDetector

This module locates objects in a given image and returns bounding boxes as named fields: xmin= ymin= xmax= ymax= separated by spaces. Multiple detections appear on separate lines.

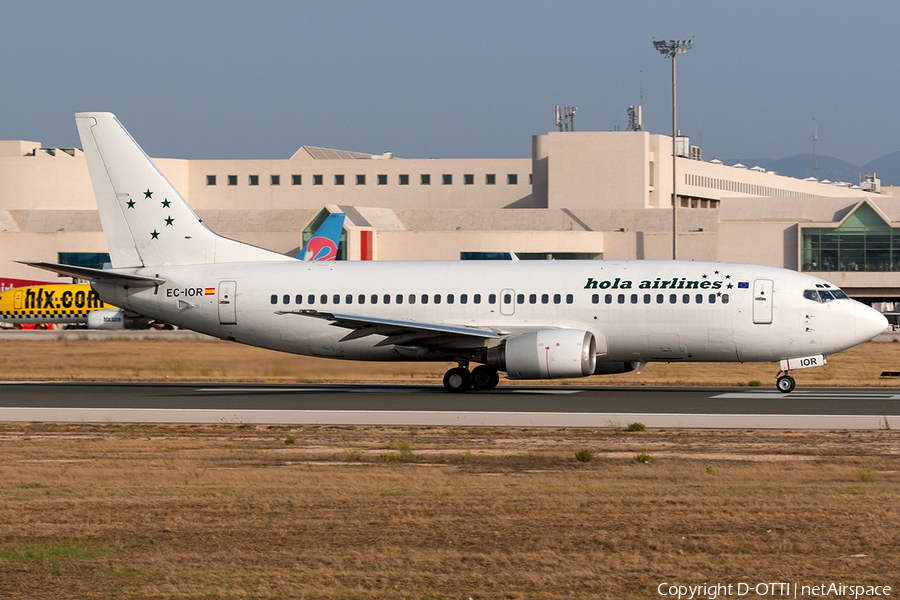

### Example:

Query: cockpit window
xmin=804 ymin=289 xmax=849 ymax=303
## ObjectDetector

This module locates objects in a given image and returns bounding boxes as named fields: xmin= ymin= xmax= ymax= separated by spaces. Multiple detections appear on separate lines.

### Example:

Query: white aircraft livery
xmin=22 ymin=113 xmax=889 ymax=392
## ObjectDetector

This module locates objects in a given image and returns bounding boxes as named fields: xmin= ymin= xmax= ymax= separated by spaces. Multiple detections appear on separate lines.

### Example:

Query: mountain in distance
xmin=718 ymin=152 xmax=900 ymax=187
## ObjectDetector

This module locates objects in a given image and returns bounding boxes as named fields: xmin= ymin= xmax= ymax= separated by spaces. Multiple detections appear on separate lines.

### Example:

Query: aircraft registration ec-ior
xmin=21 ymin=113 xmax=889 ymax=392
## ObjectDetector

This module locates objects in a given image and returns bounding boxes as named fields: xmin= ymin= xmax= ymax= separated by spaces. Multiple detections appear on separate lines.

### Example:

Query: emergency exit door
xmin=752 ymin=279 xmax=773 ymax=324
xmin=218 ymin=280 xmax=237 ymax=325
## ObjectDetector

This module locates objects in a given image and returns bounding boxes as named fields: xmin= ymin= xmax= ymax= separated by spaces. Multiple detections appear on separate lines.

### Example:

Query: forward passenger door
xmin=752 ymin=279 xmax=773 ymax=325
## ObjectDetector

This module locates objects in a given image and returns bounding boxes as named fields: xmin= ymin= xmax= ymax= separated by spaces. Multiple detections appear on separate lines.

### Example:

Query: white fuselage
xmin=93 ymin=259 xmax=886 ymax=366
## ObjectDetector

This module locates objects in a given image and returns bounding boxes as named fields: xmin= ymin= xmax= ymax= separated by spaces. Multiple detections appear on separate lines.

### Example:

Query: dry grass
xmin=1 ymin=424 xmax=899 ymax=599
xmin=2 ymin=337 xmax=900 ymax=387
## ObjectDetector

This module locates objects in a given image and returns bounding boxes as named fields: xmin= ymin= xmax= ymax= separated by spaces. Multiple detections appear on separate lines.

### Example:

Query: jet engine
xmin=593 ymin=361 xmax=639 ymax=375
xmin=487 ymin=329 xmax=596 ymax=379
xmin=87 ymin=308 xmax=126 ymax=330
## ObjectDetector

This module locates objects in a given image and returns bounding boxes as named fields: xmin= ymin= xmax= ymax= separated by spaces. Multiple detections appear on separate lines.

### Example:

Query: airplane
xmin=298 ymin=213 xmax=345 ymax=261
xmin=0 ymin=283 xmax=118 ymax=328
xmin=20 ymin=113 xmax=889 ymax=393
xmin=2 ymin=198 xmax=345 ymax=330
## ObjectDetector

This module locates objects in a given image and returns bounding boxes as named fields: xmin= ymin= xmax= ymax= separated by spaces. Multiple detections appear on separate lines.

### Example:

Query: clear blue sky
xmin=1 ymin=1 xmax=896 ymax=164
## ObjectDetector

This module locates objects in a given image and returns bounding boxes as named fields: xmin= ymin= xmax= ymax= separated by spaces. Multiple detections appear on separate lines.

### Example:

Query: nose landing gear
xmin=776 ymin=371 xmax=796 ymax=393
xmin=442 ymin=364 xmax=500 ymax=392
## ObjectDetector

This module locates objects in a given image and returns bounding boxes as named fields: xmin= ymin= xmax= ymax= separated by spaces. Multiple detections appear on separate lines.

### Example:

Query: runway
xmin=1 ymin=382 xmax=899 ymax=429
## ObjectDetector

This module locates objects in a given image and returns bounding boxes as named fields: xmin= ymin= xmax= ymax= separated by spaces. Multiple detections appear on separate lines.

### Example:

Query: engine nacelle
xmin=488 ymin=329 xmax=596 ymax=380
xmin=87 ymin=308 xmax=126 ymax=330
xmin=593 ymin=361 xmax=639 ymax=375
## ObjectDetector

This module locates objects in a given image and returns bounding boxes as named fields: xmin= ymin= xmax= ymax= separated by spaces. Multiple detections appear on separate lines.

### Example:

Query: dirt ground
xmin=0 ymin=424 xmax=899 ymax=599
xmin=2 ymin=338 xmax=900 ymax=598
xmin=2 ymin=336 xmax=900 ymax=388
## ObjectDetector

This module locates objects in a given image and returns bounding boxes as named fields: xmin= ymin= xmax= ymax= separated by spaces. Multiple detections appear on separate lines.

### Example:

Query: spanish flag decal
xmin=204 ymin=288 xmax=216 ymax=295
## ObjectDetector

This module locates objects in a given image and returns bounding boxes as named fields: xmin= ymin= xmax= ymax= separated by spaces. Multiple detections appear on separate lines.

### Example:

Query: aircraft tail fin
xmin=299 ymin=213 xmax=345 ymax=260
xmin=75 ymin=113 xmax=292 ymax=268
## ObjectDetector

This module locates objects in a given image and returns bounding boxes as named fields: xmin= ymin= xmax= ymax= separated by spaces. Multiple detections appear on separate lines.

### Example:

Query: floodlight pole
xmin=653 ymin=37 xmax=693 ymax=260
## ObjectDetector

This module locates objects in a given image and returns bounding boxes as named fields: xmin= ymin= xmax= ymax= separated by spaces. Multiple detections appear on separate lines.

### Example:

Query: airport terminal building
xmin=2 ymin=128 xmax=899 ymax=303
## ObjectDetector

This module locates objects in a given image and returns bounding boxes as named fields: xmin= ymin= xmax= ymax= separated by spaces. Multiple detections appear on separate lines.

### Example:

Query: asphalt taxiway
xmin=1 ymin=382 xmax=898 ymax=429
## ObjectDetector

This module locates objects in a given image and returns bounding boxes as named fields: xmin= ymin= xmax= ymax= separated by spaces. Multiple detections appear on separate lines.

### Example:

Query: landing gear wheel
xmin=443 ymin=367 xmax=472 ymax=393
xmin=776 ymin=375 xmax=796 ymax=394
xmin=471 ymin=365 xmax=500 ymax=390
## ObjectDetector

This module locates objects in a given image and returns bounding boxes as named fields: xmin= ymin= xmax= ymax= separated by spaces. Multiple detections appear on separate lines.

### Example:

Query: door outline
xmin=217 ymin=280 xmax=237 ymax=325
xmin=500 ymin=288 xmax=515 ymax=316
xmin=752 ymin=279 xmax=773 ymax=325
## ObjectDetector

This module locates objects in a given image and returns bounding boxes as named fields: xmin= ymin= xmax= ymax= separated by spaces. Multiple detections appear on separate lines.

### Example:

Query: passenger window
xmin=345 ymin=294 xmax=352 ymax=304
xmin=473 ymin=294 xmax=481 ymax=304
xmin=371 ymin=294 xmax=378 ymax=304
xmin=531 ymin=294 xmax=538 ymax=304
xmin=618 ymin=294 xmax=625 ymax=304
xmin=643 ymin=294 xmax=651 ymax=304
xmin=320 ymin=294 xmax=328 ymax=304
xmin=333 ymin=294 xmax=340 ymax=304
xmin=308 ymin=294 xmax=315 ymax=304
xmin=516 ymin=294 xmax=524 ymax=304
xmin=592 ymin=294 xmax=600 ymax=304
xmin=656 ymin=294 xmax=664 ymax=304
xmin=488 ymin=294 xmax=496 ymax=304
xmin=683 ymin=294 xmax=690 ymax=303
xmin=270 ymin=295 xmax=277 ymax=305
xmin=566 ymin=294 xmax=573 ymax=304
xmin=422 ymin=294 xmax=429 ymax=304
xmin=503 ymin=294 xmax=511 ymax=304
xmin=295 ymin=295 xmax=303 ymax=304
xmin=695 ymin=294 xmax=703 ymax=304
xmin=709 ymin=294 xmax=717 ymax=304
xmin=553 ymin=294 xmax=561 ymax=304
xmin=408 ymin=294 xmax=416 ymax=305
xmin=434 ymin=294 xmax=441 ymax=304
xmin=396 ymin=294 xmax=403 ymax=304
xmin=541 ymin=294 xmax=549 ymax=304
xmin=283 ymin=295 xmax=290 ymax=304
xmin=448 ymin=294 xmax=455 ymax=304
xmin=605 ymin=294 xmax=612 ymax=304
xmin=669 ymin=294 xmax=677 ymax=304
xmin=461 ymin=294 xmax=468 ymax=304
xmin=383 ymin=294 xmax=390 ymax=304
xmin=358 ymin=294 xmax=365 ymax=304
xmin=631 ymin=294 xmax=638 ymax=304
xmin=722 ymin=293 xmax=730 ymax=304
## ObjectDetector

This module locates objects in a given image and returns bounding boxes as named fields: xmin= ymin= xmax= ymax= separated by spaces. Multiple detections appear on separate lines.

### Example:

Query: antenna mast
xmin=812 ymin=118 xmax=818 ymax=178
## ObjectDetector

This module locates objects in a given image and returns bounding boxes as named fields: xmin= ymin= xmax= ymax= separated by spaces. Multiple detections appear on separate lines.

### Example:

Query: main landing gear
xmin=776 ymin=371 xmax=796 ymax=394
xmin=442 ymin=364 xmax=500 ymax=393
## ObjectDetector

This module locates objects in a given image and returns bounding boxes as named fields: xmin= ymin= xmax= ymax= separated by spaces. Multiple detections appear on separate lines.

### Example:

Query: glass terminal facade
xmin=801 ymin=203 xmax=899 ymax=272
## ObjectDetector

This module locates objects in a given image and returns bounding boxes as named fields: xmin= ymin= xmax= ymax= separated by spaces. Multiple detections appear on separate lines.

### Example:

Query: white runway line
xmin=0 ymin=407 xmax=895 ymax=429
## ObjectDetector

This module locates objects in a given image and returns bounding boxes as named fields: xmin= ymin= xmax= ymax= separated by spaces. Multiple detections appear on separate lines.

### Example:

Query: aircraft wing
xmin=16 ymin=261 xmax=165 ymax=288
xmin=276 ymin=309 xmax=500 ymax=348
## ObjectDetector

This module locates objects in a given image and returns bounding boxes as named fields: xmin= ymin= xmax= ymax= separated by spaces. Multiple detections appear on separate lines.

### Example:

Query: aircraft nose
xmin=855 ymin=303 xmax=889 ymax=342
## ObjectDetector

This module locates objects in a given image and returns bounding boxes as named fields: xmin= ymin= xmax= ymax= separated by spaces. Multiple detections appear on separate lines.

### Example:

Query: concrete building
xmin=1 ymin=128 xmax=897 ymax=302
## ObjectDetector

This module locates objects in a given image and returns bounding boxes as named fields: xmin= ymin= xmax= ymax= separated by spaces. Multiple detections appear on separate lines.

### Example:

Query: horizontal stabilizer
xmin=17 ymin=261 xmax=165 ymax=287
